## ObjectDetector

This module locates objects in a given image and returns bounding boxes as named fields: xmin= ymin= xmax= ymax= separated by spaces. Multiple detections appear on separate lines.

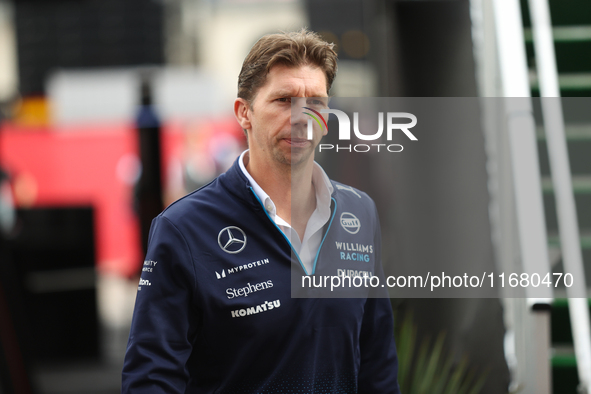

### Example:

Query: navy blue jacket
xmin=122 ymin=158 xmax=400 ymax=393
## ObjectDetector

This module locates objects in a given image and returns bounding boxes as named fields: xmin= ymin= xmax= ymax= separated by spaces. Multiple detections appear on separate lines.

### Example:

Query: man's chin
xmin=288 ymin=148 xmax=314 ymax=168
xmin=270 ymin=145 xmax=315 ymax=168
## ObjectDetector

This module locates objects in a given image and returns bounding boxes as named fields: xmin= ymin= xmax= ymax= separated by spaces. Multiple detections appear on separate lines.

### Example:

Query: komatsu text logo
xmin=231 ymin=300 xmax=281 ymax=318
xmin=306 ymin=108 xmax=417 ymax=153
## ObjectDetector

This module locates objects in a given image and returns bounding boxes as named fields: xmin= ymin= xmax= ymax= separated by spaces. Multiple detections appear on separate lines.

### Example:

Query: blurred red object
xmin=0 ymin=118 xmax=244 ymax=278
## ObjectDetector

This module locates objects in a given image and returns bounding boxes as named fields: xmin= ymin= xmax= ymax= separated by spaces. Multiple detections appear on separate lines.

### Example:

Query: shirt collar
xmin=238 ymin=150 xmax=333 ymax=223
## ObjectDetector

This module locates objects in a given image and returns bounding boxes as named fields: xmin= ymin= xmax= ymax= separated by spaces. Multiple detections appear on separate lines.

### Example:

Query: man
xmin=122 ymin=29 xmax=400 ymax=393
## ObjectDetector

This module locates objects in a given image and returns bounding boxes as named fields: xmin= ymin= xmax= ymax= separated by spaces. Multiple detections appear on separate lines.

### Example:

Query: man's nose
xmin=290 ymin=98 xmax=308 ymax=126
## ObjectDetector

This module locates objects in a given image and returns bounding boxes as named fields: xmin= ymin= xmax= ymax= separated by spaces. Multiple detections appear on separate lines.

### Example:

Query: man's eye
xmin=308 ymin=99 xmax=327 ymax=107
xmin=276 ymin=98 xmax=290 ymax=103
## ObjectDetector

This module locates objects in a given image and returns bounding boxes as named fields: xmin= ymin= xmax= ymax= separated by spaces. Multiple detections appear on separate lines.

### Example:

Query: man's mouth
xmin=285 ymin=138 xmax=310 ymax=148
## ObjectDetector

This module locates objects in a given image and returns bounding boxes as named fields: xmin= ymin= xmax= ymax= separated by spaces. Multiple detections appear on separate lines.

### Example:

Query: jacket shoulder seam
xmin=160 ymin=216 xmax=198 ymax=291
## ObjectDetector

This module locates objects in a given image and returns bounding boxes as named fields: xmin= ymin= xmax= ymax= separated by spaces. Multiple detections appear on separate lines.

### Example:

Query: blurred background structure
xmin=0 ymin=0 xmax=590 ymax=393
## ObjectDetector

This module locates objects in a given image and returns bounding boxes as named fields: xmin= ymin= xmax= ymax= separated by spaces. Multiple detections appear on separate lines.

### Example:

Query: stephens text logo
xmin=226 ymin=280 xmax=273 ymax=299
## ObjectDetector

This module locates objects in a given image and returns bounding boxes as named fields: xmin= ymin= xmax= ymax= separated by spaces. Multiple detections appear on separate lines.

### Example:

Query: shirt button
xmin=265 ymin=202 xmax=273 ymax=212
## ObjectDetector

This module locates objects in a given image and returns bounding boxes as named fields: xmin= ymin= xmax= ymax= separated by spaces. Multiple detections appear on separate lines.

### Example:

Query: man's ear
xmin=234 ymin=98 xmax=251 ymax=131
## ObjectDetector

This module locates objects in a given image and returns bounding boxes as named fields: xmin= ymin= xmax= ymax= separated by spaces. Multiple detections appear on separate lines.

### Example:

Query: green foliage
xmin=394 ymin=312 xmax=488 ymax=394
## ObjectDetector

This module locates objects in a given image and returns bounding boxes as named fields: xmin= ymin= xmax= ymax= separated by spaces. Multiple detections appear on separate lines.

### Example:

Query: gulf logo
xmin=340 ymin=212 xmax=361 ymax=234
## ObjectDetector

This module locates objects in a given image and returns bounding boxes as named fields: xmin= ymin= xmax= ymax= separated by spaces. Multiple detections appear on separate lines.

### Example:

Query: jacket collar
xmin=218 ymin=156 xmax=261 ymax=209
xmin=219 ymin=154 xmax=339 ymax=209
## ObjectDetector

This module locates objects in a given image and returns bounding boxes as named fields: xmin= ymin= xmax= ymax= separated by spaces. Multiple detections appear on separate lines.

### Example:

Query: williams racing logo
xmin=340 ymin=212 xmax=361 ymax=234
xmin=218 ymin=226 xmax=247 ymax=254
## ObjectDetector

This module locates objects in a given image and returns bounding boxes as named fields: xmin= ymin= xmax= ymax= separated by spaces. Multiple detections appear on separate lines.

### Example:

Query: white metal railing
xmin=528 ymin=0 xmax=591 ymax=392
xmin=471 ymin=0 xmax=556 ymax=392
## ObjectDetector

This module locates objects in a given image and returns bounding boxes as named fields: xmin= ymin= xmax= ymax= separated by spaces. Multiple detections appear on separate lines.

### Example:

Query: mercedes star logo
xmin=218 ymin=226 xmax=247 ymax=254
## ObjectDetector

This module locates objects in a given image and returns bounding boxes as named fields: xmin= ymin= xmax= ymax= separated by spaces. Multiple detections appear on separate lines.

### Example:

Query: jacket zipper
xmin=249 ymin=187 xmax=336 ymax=276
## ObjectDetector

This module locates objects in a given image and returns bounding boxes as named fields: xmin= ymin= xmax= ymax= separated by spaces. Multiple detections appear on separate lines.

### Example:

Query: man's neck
xmin=245 ymin=152 xmax=316 ymax=240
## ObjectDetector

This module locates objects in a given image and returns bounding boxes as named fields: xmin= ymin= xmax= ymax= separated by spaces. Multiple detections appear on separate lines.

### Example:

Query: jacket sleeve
xmin=122 ymin=215 xmax=199 ymax=393
xmin=357 ymin=204 xmax=400 ymax=394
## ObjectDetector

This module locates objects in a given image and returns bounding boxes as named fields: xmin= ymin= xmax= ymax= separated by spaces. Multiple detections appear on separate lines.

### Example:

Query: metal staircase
xmin=522 ymin=0 xmax=591 ymax=392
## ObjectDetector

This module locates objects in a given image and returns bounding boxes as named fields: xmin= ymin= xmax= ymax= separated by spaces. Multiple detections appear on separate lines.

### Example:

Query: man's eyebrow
xmin=272 ymin=89 xmax=295 ymax=97
xmin=271 ymin=89 xmax=329 ymax=98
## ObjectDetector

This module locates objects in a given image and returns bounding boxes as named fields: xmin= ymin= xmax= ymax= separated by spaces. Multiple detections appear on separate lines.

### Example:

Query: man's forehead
xmin=265 ymin=69 xmax=328 ymax=97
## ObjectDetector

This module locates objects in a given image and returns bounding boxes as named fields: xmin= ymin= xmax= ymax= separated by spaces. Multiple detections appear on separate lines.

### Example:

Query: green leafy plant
xmin=395 ymin=312 xmax=488 ymax=394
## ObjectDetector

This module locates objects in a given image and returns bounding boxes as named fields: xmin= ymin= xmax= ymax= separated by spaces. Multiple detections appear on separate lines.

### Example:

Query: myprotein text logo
xmin=307 ymin=109 xmax=417 ymax=153
xmin=214 ymin=258 xmax=270 ymax=280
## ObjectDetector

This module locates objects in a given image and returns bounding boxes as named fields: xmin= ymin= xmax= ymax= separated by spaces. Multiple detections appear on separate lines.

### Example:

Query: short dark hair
xmin=237 ymin=29 xmax=338 ymax=103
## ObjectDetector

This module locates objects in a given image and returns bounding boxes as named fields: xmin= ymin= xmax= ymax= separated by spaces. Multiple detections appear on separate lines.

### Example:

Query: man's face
xmin=235 ymin=64 xmax=329 ymax=169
